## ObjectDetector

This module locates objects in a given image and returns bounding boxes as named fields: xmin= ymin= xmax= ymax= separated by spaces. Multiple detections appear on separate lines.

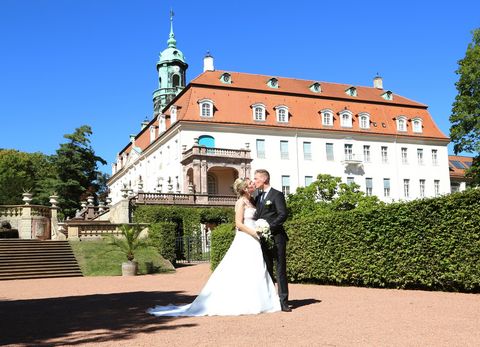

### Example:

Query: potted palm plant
xmin=106 ymin=224 xmax=149 ymax=276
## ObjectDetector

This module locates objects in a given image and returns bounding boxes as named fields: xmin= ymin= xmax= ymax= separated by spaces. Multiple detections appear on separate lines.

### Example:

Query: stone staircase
xmin=0 ymin=240 xmax=83 ymax=280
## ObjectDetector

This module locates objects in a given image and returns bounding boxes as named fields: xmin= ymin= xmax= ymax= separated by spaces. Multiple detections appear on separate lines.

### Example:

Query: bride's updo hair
xmin=233 ymin=178 xmax=249 ymax=197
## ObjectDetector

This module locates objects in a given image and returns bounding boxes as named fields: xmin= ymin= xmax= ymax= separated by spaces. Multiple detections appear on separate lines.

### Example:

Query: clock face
xmin=172 ymin=66 xmax=180 ymax=73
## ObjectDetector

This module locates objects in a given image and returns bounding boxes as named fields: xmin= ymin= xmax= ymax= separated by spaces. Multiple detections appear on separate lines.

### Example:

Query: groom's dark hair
xmin=255 ymin=169 xmax=270 ymax=184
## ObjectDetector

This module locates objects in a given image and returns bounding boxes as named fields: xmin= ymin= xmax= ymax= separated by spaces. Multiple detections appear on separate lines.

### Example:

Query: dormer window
xmin=275 ymin=105 xmax=289 ymax=123
xmin=345 ymin=86 xmax=357 ymax=97
xmin=198 ymin=99 xmax=214 ymax=118
xmin=149 ymin=125 xmax=156 ymax=143
xmin=412 ymin=118 xmax=423 ymax=133
xmin=382 ymin=90 xmax=393 ymax=100
xmin=339 ymin=110 xmax=353 ymax=128
xmin=321 ymin=109 xmax=334 ymax=126
xmin=310 ymin=82 xmax=322 ymax=93
xmin=358 ymin=112 xmax=370 ymax=129
xmin=252 ymin=103 xmax=266 ymax=121
xmin=170 ymin=105 xmax=177 ymax=123
xmin=267 ymin=78 xmax=279 ymax=89
xmin=396 ymin=116 xmax=407 ymax=132
xmin=220 ymin=72 xmax=231 ymax=84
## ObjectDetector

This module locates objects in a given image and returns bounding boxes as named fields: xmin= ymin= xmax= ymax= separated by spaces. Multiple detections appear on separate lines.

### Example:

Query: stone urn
xmin=122 ymin=260 xmax=138 ymax=276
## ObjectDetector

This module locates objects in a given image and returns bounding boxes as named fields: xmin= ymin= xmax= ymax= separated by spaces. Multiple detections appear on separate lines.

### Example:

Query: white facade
xmin=109 ymin=121 xmax=450 ymax=204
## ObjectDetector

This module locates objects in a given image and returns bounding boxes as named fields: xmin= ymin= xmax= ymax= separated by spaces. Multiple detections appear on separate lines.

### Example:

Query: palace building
xmin=107 ymin=16 xmax=452 ymax=206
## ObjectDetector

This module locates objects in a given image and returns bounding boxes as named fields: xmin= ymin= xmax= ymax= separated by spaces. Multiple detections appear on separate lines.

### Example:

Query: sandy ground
xmin=1 ymin=263 xmax=479 ymax=347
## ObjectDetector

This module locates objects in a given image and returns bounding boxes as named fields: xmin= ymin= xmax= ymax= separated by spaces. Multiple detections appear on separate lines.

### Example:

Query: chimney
xmin=373 ymin=74 xmax=383 ymax=89
xmin=203 ymin=51 xmax=214 ymax=72
xmin=141 ymin=118 xmax=149 ymax=130
xmin=129 ymin=134 xmax=136 ymax=145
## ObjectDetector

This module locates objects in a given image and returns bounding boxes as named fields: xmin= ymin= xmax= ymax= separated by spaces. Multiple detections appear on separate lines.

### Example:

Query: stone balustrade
xmin=133 ymin=192 xmax=236 ymax=207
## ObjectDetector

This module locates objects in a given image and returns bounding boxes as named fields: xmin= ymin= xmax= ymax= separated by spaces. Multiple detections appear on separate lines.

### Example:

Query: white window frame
xmin=381 ymin=146 xmax=388 ymax=164
xmin=412 ymin=118 xmax=423 ymax=133
xmin=358 ymin=112 xmax=370 ymax=129
xmin=252 ymin=103 xmax=266 ymax=121
xmin=321 ymin=109 xmax=334 ymax=126
xmin=303 ymin=141 xmax=312 ymax=160
xmin=275 ymin=105 xmax=289 ymax=123
xmin=305 ymin=176 xmax=313 ymax=186
xmin=365 ymin=178 xmax=373 ymax=196
xmin=404 ymin=179 xmax=410 ymax=198
xmin=432 ymin=149 xmax=438 ymax=166
xmin=396 ymin=116 xmax=407 ymax=132
xmin=256 ymin=139 xmax=266 ymax=159
xmin=401 ymin=147 xmax=408 ymax=164
xmin=419 ymin=179 xmax=425 ymax=198
xmin=280 ymin=140 xmax=289 ymax=160
xmin=434 ymin=180 xmax=440 ymax=197
xmin=326 ymin=143 xmax=334 ymax=161
xmin=339 ymin=110 xmax=353 ymax=128
xmin=383 ymin=178 xmax=390 ymax=197
xmin=363 ymin=145 xmax=371 ymax=163
xmin=281 ymin=175 xmax=290 ymax=195
xmin=344 ymin=144 xmax=353 ymax=160
xmin=198 ymin=99 xmax=214 ymax=118
xmin=417 ymin=148 xmax=424 ymax=165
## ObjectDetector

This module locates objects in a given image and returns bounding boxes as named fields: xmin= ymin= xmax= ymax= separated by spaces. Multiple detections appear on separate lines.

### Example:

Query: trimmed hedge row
xmin=148 ymin=221 xmax=177 ymax=265
xmin=208 ymin=189 xmax=480 ymax=292
xmin=287 ymin=189 xmax=480 ymax=292
xmin=210 ymin=223 xmax=235 ymax=271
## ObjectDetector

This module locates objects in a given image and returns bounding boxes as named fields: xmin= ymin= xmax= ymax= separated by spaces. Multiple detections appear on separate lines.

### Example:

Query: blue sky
xmin=1 ymin=0 xmax=479 ymax=174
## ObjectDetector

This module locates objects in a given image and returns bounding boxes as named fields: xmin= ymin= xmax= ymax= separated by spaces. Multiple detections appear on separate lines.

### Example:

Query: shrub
xmin=286 ymin=189 xmax=480 ymax=292
xmin=210 ymin=223 xmax=235 ymax=270
xmin=149 ymin=221 xmax=177 ymax=265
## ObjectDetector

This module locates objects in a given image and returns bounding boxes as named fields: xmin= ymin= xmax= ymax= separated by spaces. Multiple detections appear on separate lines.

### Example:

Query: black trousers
xmin=261 ymin=233 xmax=289 ymax=305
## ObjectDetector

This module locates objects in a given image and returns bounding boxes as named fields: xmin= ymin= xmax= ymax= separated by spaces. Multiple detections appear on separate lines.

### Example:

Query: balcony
xmin=133 ymin=192 xmax=237 ymax=207
xmin=181 ymin=145 xmax=251 ymax=163
xmin=341 ymin=154 xmax=363 ymax=166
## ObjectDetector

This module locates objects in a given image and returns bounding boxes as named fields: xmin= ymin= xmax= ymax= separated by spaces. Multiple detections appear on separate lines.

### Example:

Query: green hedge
xmin=286 ymin=189 xmax=480 ymax=292
xmin=210 ymin=223 xmax=235 ymax=271
xmin=149 ymin=221 xmax=177 ymax=265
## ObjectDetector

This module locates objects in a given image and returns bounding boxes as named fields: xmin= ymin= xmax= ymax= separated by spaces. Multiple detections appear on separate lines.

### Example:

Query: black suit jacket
xmin=255 ymin=188 xmax=288 ymax=238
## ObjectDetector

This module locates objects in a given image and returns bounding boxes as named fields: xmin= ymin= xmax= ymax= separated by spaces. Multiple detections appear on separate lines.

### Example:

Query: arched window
xmin=358 ymin=113 xmax=370 ymax=129
xmin=207 ymin=173 xmax=217 ymax=195
xmin=412 ymin=118 xmax=423 ymax=133
xmin=396 ymin=116 xmax=407 ymax=132
xmin=321 ymin=109 xmax=333 ymax=126
xmin=172 ymin=74 xmax=180 ymax=88
xmin=199 ymin=135 xmax=215 ymax=148
xmin=275 ymin=105 xmax=288 ymax=123
xmin=339 ymin=110 xmax=353 ymax=128
xmin=198 ymin=99 xmax=214 ymax=118
xmin=252 ymin=103 xmax=266 ymax=121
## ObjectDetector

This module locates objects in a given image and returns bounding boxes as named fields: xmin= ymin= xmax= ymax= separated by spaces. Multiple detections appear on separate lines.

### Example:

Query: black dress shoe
xmin=280 ymin=303 xmax=292 ymax=312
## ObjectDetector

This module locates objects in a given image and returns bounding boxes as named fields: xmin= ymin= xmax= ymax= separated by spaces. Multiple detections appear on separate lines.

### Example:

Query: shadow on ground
xmin=0 ymin=291 xmax=197 ymax=346
xmin=289 ymin=298 xmax=321 ymax=309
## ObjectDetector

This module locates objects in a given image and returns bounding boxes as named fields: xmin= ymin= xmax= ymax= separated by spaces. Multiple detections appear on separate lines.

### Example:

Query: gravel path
xmin=1 ymin=263 xmax=479 ymax=346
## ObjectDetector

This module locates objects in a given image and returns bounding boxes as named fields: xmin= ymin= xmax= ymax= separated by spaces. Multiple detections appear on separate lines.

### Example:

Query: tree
xmin=0 ymin=149 xmax=54 ymax=205
xmin=450 ymin=28 xmax=480 ymax=185
xmin=51 ymin=125 xmax=107 ymax=218
xmin=287 ymin=174 xmax=381 ymax=217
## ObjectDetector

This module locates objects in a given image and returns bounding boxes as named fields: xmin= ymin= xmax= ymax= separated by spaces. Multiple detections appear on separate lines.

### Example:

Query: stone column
xmin=20 ymin=205 xmax=32 ymax=239
xmin=49 ymin=194 xmax=64 ymax=240
xmin=193 ymin=159 xmax=201 ymax=194
xmin=200 ymin=161 xmax=208 ymax=194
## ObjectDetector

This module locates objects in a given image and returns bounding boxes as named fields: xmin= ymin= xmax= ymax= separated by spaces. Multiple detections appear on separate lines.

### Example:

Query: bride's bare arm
xmin=235 ymin=200 xmax=259 ymax=240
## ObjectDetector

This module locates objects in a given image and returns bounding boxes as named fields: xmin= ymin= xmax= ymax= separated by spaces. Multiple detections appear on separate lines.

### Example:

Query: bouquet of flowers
xmin=255 ymin=219 xmax=272 ymax=245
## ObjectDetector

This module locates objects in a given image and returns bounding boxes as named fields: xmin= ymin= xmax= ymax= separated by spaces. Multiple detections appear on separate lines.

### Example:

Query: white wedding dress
xmin=147 ymin=206 xmax=280 ymax=316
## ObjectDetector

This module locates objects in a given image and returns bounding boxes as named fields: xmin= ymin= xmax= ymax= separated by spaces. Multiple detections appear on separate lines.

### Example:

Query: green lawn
xmin=69 ymin=240 xmax=175 ymax=276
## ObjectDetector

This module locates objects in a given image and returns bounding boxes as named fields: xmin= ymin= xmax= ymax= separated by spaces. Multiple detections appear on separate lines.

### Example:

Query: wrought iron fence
xmin=175 ymin=235 xmax=210 ymax=264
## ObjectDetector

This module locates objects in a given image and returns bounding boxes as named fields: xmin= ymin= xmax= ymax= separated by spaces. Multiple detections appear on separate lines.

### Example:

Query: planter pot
xmin=122 ymin=260 xmax=138 ymax=276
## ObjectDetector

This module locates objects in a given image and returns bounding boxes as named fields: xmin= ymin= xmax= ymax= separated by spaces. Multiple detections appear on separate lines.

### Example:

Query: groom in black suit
xmin=253 ymin=169 xmax=291 ymax=312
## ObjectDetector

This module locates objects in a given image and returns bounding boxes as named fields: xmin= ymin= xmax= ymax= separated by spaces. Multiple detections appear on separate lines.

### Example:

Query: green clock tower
xmin=152 ymin=11 xmax=188 ymax=116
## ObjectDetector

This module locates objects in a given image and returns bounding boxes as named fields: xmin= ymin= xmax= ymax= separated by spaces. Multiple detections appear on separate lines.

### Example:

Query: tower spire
xmin=167 ymin=9 xmax=176 ymax=48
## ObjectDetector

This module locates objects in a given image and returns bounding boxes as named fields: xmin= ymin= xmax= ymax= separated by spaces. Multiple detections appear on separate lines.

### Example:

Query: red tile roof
xmin=118 ymin=70 xmax=449 ymax=158
xmin=448 ymin=155 xmax=474 ymax=179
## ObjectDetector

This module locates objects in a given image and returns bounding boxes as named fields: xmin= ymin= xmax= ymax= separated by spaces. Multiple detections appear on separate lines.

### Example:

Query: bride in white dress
xmin=148 ymin=178 xmax=281 ymax=316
